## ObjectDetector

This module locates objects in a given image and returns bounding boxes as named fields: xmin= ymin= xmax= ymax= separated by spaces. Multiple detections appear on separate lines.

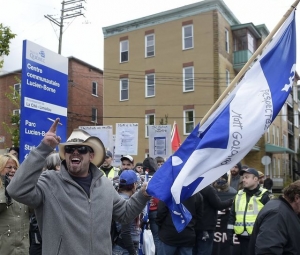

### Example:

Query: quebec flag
xmin=146 ymin=11 xmax=297 ymax=232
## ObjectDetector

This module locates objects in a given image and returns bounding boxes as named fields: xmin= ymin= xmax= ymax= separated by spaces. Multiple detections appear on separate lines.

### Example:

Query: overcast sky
xmin=0 ymin=0 xmax=296 ymax=73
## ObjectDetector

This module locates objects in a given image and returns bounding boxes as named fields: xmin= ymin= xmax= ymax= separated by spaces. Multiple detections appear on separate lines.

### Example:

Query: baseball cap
xmin=121 ymin=155 xmax=134 ymax=164
xmin=239 ymin=168 xmax=259 ymax=178
xmin=119 ymin=170 xmax=137 ymax=185
xmin=106 ymin=150 xmax=113 ymax=158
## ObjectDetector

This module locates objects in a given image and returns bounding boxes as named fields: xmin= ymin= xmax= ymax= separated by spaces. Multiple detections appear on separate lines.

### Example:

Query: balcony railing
xmin=233 ymin=50 xmax=253 ymax=72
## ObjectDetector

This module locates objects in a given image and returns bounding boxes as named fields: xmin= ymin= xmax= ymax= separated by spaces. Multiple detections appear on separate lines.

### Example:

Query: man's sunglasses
xmin=64 ymin=145 xmax=93 ymax=154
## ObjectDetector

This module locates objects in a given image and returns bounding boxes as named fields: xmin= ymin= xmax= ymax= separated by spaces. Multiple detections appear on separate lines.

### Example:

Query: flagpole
xmin=200 ymin=0 xmax=300 ymax=126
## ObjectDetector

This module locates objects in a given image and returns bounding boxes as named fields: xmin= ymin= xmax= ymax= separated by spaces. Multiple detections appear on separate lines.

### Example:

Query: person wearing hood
xmin=228 ymin=162 xmax=243 ymax=191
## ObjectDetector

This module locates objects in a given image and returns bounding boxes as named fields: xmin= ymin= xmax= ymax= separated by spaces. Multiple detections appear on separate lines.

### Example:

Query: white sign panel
xmin=115 ymin=123 xmax=138 ymax=155
xmin=78 ymin=125 xmax=113 ymax=150
xmin=148 ymin=125 xmax=172 ymax=158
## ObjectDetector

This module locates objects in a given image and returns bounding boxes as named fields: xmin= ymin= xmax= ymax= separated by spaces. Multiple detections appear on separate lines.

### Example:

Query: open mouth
xmin=71 ymin=157 xmax=81 ymax=165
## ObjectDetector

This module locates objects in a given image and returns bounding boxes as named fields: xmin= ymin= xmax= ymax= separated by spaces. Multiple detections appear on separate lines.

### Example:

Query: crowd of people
xmin=1 ymin=119 xmax=300 ymax=255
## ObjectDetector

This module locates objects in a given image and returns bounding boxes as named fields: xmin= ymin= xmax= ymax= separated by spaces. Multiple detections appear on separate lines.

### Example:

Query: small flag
xmin=171 ymin=121 xmax=181 ymax=151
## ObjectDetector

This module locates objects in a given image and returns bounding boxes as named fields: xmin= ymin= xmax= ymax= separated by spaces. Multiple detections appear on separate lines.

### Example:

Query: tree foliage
xmin=2 ymin=77 xmax=20 ymax=147
xmin=0 ymin=23 xmax=16 ymax=69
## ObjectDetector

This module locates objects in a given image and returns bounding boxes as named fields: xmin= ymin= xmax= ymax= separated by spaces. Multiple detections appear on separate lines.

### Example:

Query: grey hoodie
xmin=7 ymin=142 xmax=149 ymax=255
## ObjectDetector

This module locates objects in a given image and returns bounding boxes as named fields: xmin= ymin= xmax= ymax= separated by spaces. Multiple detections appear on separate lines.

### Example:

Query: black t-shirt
xmin=71 ymin=172 xmax=93 ymax=197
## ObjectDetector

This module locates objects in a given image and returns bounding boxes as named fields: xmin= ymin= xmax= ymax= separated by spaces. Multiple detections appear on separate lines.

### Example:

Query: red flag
xmin=171 ymin=121 xmax=181 ymax=151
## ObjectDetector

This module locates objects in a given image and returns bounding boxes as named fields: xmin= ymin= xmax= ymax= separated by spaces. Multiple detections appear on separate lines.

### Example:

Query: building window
xmin=293 ymin=85 xmax=298 ymax=102
xmin=272 ymin=126 xmax=275 ymax=144
xmin=225 ymin=29 xmax=229 ymax=53
xmin=276 ymin=126 xmax=279 ymax=145
xmin=184 ymin=110 xmax=194 ymax=134
xmin=14 ymin=83 xmax=21 ymax=98
xmin=92 ymin=108 xmax=97 ymax=123
xmin=272 ymin=157 xmax=276 ymax=176
xmin=120 ymin=40 xmax=129 ymax=63
xmin=282 ymin=104 xmax=287 ymax=121
xmin=283 ymin=134 xmax=287 ymax=148
xmin=145 ymin=114 xmax=155 ymax=137
xmin=277 ymin=158 xmax=280 ymax=174
xmin=145 ymin=34 xmax=155 ymax=57
xmin=183 ymin=66 xmax=194 ymax=92
xmin=266 ymin=128 xmax=270 ymax=143
xmin=226 ymin=69 xmax=230 ymax=86
xmin=146 ymin=74 xmax=155 ymax=97
xmin=92 ymin=82 xmax=97 ymax=96
xmin=295 ymin=138 xmax=298 ymax=153
xmin=182 ymin=25 xmax=193 ymax=50
xmin=120 ymin=79 xmax=129 ymax=101
xmin=12 ymin=109 xmax=20 ymax=126
xmin=294 ymin=110 xmax=299 ymax=127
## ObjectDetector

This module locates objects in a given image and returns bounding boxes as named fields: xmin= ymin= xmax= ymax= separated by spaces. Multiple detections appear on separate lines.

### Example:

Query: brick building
xmin=102 ymin=0 xmax=300 ymax=186
xmin=0 ymin=56 xmax=103 ymax=152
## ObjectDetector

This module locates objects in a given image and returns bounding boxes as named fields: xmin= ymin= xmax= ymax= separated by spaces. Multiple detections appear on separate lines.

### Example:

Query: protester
xmin=0 ymin=154 xmax=29 ymax=255
xmin=263 ymin=175 xmax=273 ymax=193
xmin=227 ymin=168 xmax=270 ymax=255
xmin=194 ymin=182 xmax=233 ymax=255
xmin=100 ymin=150 xmax=119 ymax=179
xmin=212 ymin=173 xmax=237 ymax=255
xmin=7 ymin=119 xmax=150 ymax=255
xmin=134 ymin=162 xmax=144 ymax=175
xmin=155 ymin=156 xmax=165 ymax=168
xmin=249 ymin=180 xmax=300 ymax=254
xmin=113 ymin=170 xmax=141 ymax=255
xmin=143 ymin=157 xmax=160 ymax=255
xmin=119 ymin=155 xmax=135 ymax=175
xmin=257 ymin=171 xmax=264 ymax=187
xmin=8 ymin=146 xmax=19 ymax=160
xmin=156 ymin=192 xmax=203 ymax=255
xmin=228 ymin=162 xmax=243 ymax=191
xmin=29 ymin=152 xmax=61 ymax=255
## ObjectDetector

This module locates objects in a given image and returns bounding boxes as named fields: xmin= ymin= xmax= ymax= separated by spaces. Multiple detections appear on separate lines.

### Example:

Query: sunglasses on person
xmin=64 ymin=145 xmax=93 ymax=154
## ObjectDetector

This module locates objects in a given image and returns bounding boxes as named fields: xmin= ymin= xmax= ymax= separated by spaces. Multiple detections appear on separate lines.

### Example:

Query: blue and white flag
xmin=147 ymin=11 xmax=296 ymax=232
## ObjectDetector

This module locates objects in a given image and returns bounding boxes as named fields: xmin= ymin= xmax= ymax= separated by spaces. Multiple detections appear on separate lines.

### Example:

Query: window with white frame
xmin=184 ymin=110 xmax=194 ymax=134
xmin=146 ymin=74 xmax=155 ymax=97
xmin=145 ymin=114 xmax=155 ymax=137
xmin=293 ymin=85 xmax=298 ymax=102
xmin=277 ymin=158 xmax=280 ymax=174
xmin=12 ymin=109 xmax=20 ymax=126
xmin=266 ymin=128 xmax=270 ymax=143
xmin=120 ymin=40 xmax=129 ymax=63
xmin=294 ymin=110 xmax=299 ymax=127
xmin=272 ymin=126 xmax=275 ymax=144
xmin=225 ymin=29 xmax=229 ymax=53
xmin=91 ymin=108 xmax=97 ymax=123
xmin=183 ymin=66 xmax=194 ymax=92
xmin=13 ymin=109 xmax=20 ymax=116
xmin=295 ymin=138 xmax=298 ymax=153
xmin=14 ymin=83 xmax=21 ymax=98
xmin=226 ymin=69 xmax=230 ymax=86
xmin=276 ymin=126 xmax=280 ymax=145
xmin=182 ymin=25 xmax=193 ymax=50
xmin=283 ymin=134 xmax=287 ymax=148
xmin=272 ymin=157 xmax=276 ymax=176
xmin=120 ymin=79 xmax=129 ymax=101
xmin=92 ymin=81 xmax=97 ymax=96
xmin=282 ymin=104 xmax=287 ymax=121
xmin=145 ymin=34 xmax=155 ymax=57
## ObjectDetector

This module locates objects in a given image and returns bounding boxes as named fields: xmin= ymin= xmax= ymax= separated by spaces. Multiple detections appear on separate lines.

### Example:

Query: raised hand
xmin=42 ymin=118 xmax=61 ymax=149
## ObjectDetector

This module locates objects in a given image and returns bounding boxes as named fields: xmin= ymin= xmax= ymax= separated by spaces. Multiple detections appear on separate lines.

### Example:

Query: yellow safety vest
xmin=234 ymin=187 xmax=267 ymax=235
xmin=100 ymin=167 xmax=119 ymax=179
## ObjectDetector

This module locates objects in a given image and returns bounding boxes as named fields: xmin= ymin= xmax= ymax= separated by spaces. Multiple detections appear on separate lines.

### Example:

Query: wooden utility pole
xmin=45 ymin=0 xmax=85 ymax=54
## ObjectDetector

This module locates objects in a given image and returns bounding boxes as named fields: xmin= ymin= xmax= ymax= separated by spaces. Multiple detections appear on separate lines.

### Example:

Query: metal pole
xmin=58 ymin=1 xmax=65 ymax=54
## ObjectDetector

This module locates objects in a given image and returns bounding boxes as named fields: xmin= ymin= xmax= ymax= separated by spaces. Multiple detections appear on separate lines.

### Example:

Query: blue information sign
xmin=20 ymin=40 xmax=68 ymax=162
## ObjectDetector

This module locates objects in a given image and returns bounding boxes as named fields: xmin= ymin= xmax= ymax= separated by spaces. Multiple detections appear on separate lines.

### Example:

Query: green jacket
xmin=0 ymin=186 xmax=29 ymax=255
xmin=7 ymin=142 xmax=149 ymax=255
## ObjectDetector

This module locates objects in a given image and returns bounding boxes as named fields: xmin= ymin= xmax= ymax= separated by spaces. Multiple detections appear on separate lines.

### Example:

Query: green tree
xmin=2 ymin=77 xmax=21 ymax=147
xmin=0 ymin=23 xmax=16 ymax=69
